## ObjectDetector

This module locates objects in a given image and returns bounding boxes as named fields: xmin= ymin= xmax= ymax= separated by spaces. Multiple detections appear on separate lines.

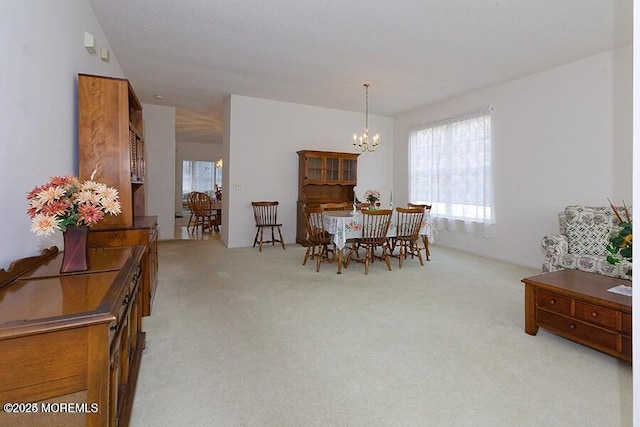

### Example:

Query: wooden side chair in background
xmin=390 ymin=207 xmax=425 ymax=268
xmin=187 ymin=191 xmax=215 ymax=233
xmin=186 ymin=191 xmax=198 ymax=229
xmin=408 ymin=202 xmax=432 ymax=260
xmin=345 ymin=209 xmax=393 ymax=275
xmin=302 ymin=205 xmax=334 ymax=272
xmin=251 ymin=201 xmax=286 ymax=252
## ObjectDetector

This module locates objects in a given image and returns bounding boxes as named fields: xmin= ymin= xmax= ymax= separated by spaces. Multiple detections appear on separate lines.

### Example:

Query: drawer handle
xmin=570 ymin=324 xmax=576 ymax=329
xmin=549 ymin=299 xmax=556 ymax=305
xmin=591 ymin=312 xmax=598 ymax=318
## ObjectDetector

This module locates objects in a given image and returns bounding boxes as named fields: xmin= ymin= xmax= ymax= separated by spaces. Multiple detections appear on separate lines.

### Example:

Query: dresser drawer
xmin=537 ymin=309 xmax=618 ymax=351
xmin=574 ymin=301 xmax=619 ymax=330
xmin=537 ymin=290 xmax=572 ymax=316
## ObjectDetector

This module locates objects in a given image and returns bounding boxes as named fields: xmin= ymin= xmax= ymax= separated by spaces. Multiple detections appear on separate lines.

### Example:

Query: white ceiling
xmin=89 ymin=0 xmax=633 ymax=144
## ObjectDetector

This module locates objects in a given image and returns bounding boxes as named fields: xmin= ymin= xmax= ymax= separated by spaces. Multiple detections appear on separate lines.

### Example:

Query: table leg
xmin=524 ymin=283 xmax=539 ymax=335
xmin=337 ymin=248 xmax=343 ymax=274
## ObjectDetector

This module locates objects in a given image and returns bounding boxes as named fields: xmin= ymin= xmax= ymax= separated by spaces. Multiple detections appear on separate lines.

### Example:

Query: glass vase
xmin=61 ymin=225 xmax=90 ymax=273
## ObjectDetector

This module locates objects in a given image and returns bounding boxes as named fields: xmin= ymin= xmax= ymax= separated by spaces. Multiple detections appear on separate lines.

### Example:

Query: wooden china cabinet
xmin=78 ymin=74 xmax=158 ymax=316
xmin=296 ymin=150 xmax=359 ymax=244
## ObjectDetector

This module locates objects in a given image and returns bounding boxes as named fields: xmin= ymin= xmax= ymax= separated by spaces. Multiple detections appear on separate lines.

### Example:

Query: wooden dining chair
xmin=302 ymin=205 xmax=334 ymax=272
xmin=320 ymin=202 xmax=352 ymax=211
xmin=345 ymin=209 xmax=392 ymax=275
xmin=186 ymin=191 xmax=198 ymax=229
xmin=251 ymin=201 xmax=286 ymax=251
xmin=408 ymin=202 xmax=432 ymax=260
xmin=390 ymin=207 xmax=425 ymax=268
xmin=188 ymin=192 xmax=215 ymax=233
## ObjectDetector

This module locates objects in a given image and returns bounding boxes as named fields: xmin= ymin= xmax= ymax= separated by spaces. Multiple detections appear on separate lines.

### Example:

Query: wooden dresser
xmin=0 ymin=246 xmax=145 ymax=426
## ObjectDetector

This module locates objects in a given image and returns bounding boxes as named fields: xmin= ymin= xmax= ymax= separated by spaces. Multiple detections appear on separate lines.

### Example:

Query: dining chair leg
xmin=364 ymin=247 xmax=370 ymax=275
xmin=388 ymin=238 xmax=397 ymax=255
xmin=278 ymin=226 xmax=285 ymax=249
xmin=383 ymin=249 xmax=391 ymax=271
xmin=415 ymin=241 xmax=424 ymax=266
xmin=253 ymin=228 xmax=259 ymax=248
xmin=316 ymin=250 xmax=322 ymax=272
xmin=303 ymin=245 xmax=311 ymax=265
xmin=259 ymin=227 xmax=265 ymax=252
xmin=344 ymin=245 xmax=354 ymax=267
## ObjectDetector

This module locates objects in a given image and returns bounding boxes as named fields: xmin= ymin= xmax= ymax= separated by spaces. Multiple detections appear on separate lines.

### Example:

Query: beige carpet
xmin=130 ymin=240 xmax=632 ymax=426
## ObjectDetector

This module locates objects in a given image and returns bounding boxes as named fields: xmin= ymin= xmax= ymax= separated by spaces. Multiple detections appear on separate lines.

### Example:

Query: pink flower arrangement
xmin=363 ymin=189 xmax=381 ymax=204
xmin=27 ymin=175 xmax=121 ymax=236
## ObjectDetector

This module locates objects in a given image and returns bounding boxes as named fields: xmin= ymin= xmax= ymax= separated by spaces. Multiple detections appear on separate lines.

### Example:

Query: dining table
xmin=207 ymin=200 xmax=222 ymax=231
xmin=322 ymin=209 xmax=434 ymax=274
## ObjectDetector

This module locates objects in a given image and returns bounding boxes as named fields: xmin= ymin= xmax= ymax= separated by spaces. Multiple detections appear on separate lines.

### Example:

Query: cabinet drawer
xmin=537 ymin=309 xmax=618 ymax=351
xmin=536 ymin=290 xmax=572 ymax=315
xmin=622 ymin=313 xmax=632 ymax=335
xmin=574 ymin=301 xmax=619 ymax=330
xmin=110 ymin=265 xmax=140 ymax=344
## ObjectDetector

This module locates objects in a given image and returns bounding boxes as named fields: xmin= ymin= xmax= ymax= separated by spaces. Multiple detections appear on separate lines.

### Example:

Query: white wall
xmin=0 ymin=0 xmax=125 ymax=268
xmin=225 ymin=95 xmax=394 ymax=248
xmin=175 ymin=141 xmax=224 ymax=215
xmin=394 ymin=45 xmax=632 ymax=269
xmin=143 ymin=104 xmax=176 ymax=241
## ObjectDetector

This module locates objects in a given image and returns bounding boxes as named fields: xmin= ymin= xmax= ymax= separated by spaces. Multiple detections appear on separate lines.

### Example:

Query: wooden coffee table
xmin=522 ymin=269 xmax=632 ymax=361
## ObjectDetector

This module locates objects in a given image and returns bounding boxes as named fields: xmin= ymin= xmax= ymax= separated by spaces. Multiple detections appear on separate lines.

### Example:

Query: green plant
xmin=605 ymin=200 xmax=632 ymax=276
xmin=606 ymin=222 xmax=632 ymax=262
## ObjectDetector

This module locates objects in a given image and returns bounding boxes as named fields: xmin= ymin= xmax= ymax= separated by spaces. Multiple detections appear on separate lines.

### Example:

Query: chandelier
xmin=353 ymin=83 xmax=380 ymax=152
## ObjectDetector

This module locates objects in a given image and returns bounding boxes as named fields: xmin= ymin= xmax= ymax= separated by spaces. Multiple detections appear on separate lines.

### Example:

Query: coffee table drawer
xmin=622 ymin=335 xmax=632 ymax=357
xmin=537 ymin=309 xmax=618 ymax=351
xmin=537 ymin=290 xmax=572 ymax=315
xmin=574 ymin=301 xmax=619 ymax=329
xmin=622 ymin=313 xmax=632 ymax=335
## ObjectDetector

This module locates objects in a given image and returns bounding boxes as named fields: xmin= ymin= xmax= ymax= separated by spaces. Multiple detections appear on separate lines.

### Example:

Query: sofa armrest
xmin=541 ymin=233 xmax=568 ymax=257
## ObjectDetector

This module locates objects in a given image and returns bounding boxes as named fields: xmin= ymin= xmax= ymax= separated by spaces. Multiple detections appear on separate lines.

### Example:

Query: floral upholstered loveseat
xmin=541 ymin=205 xmax=631 ymax=280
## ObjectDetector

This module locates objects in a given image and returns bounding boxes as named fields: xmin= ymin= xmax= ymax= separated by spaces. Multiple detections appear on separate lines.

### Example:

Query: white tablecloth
xmin=322 ymin=210 xmax=434 ymax=250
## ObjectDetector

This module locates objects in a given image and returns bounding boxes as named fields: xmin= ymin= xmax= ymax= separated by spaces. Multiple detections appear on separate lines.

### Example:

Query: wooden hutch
xmin=296 ymin=150 xmax=359 ymax=244
xmin=78 ymin=74 xmax=158 ymax=317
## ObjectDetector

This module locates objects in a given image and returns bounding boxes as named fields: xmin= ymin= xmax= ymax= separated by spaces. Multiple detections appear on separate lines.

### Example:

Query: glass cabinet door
xmin=306 ymin=156 xmax=324 ymax=182
xmin=341 ymin=158 xmax=357 ymax=183
xmin=325 ymin=157 xmax=340 ymax=182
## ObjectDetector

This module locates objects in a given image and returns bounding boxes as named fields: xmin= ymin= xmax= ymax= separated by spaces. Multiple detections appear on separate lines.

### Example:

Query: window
xmin=182 ymin=160 xmax=215 ymax=203
xmin=409 ymin=107 xmax=494 ymax=237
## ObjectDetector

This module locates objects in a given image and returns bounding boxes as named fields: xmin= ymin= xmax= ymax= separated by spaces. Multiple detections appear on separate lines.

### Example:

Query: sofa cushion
xmin=564 ymin=206 xmax=613 ymax=256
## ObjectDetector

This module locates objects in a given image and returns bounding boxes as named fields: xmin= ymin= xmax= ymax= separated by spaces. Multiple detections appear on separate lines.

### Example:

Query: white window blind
xmin=182 ymin=160 xmax=215 ymax=197
xmin=409 ymin=107 xmax=494 ymax=237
